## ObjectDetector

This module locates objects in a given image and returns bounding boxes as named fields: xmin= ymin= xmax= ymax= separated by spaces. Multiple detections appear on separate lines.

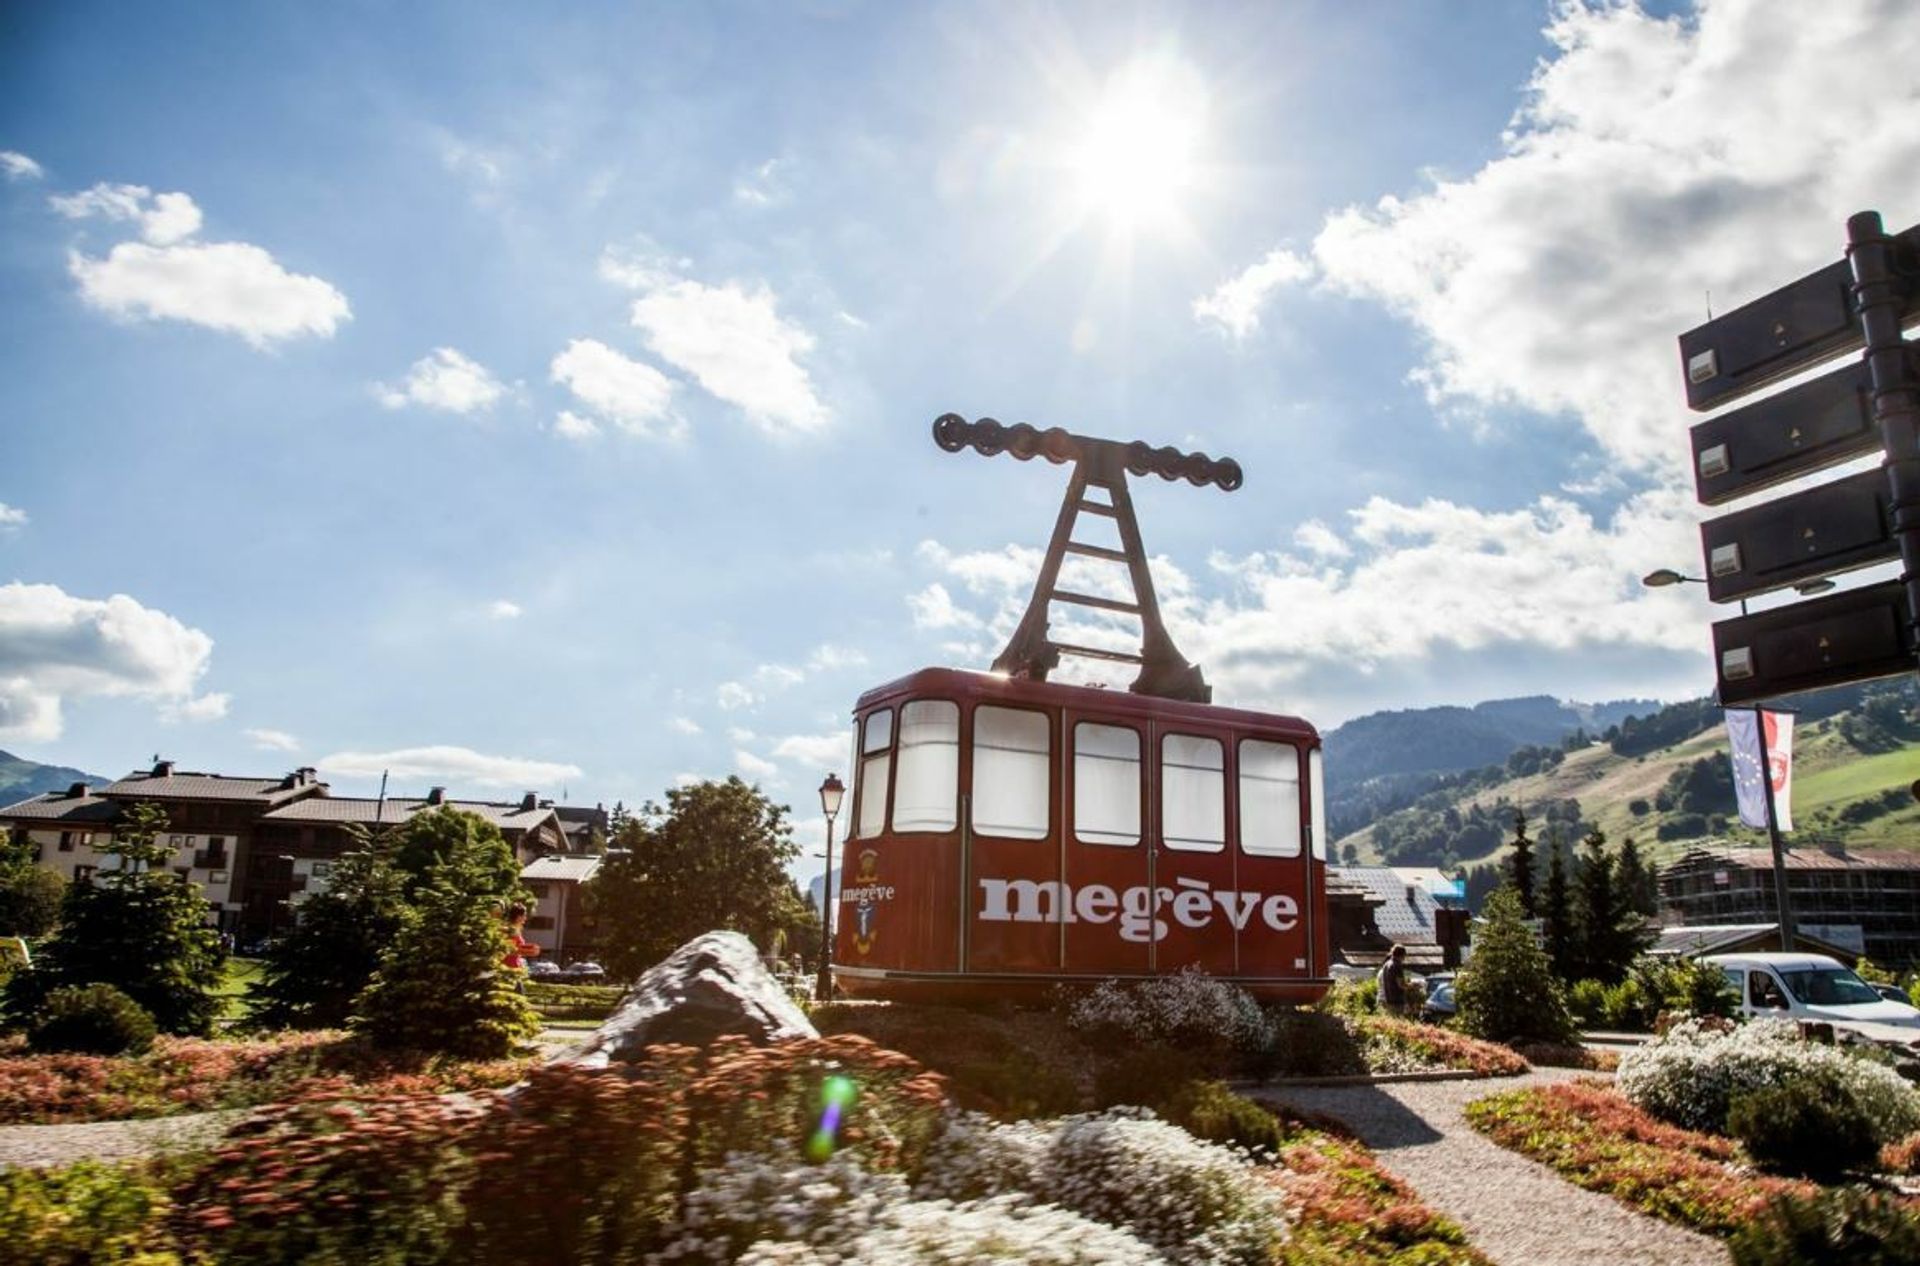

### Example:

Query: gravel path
xmin=1252 ymin=1069 xmax=1729 ymax=1266
xmin=0 ymin=1108 xmax=246 ymax=1171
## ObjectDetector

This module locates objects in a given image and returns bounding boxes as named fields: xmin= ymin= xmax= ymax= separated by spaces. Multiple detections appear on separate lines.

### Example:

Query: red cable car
xmin=831 ymin=417 xmax=1330 ymax=1004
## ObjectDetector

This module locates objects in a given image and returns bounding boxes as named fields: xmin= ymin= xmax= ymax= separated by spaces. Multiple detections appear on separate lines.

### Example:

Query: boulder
xmin=555 ymin=930 xmax=817 ymax=1068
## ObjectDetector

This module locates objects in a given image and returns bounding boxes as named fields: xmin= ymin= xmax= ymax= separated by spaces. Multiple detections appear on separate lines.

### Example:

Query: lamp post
xmin=816 ymin=773 xmax=845 ymax=1002
xmin=1643 ymin=567 xmax=1832 ymax=612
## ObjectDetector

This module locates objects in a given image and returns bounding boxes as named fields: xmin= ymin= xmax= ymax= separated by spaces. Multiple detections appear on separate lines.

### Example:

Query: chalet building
xmin=1 ymin=759 xmax=590 ymax=942
xmin=1659 ymin=844 xmax=1920 ymax=967
xmin=1327 ymin=864 xmax=1471 ymax=973
xmin=519 ymin=853 xmax=604 ymax=962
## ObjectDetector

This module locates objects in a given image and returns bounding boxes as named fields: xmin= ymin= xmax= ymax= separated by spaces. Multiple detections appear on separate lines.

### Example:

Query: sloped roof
xmin=1664 ymin=845 xmax=1920 ymax=873
xmin=1649 ymin=922 xmax=1863 ymax=960
xmin=521 ymin=854 xmax=602 ymax=883
xmin=104 ymin=770 xmax=314 ymax=804
xmin=1329 ymin=865 xmax=1441 ymax=944
xmin=0 ymin=791 xmax=119 ymax=823
xmin=259 ymin=796 xmax=560 ymax=834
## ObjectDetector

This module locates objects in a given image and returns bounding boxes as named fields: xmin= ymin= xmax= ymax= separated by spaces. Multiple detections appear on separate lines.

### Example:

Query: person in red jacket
xmin=503 ymin=903 xmax=540 ymax=971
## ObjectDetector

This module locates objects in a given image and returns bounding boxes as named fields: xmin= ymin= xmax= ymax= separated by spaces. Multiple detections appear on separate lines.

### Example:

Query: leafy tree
xmin=1453 ymin=886 xmax=1575 ymax=1044
xmin=5 ymin=803 xmax=225 ymax=1035
xmin=352 ymin=833 xmax=540 ymax=1057
xmin=1573 ymin=828 xmax=1651 ymax=984
xmin=587 ymin=777 xmax=802 ymax=980
xmin=0 ymin=835 xmax=65 ymax=938
xmin=246 ymin=836 xmax=409 ymax=1030
xmin=1542 ymin=836 xmax=1575 ymax=981
xmin=387 ymin=806 xmax=522 ymax=902
xmin=1506 ymin=810 xmax=1536 ymax=918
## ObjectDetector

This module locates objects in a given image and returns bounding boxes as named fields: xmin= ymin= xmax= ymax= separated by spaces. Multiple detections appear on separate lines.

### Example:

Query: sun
xmin=1064 ymin=56 xmax=1210 ymax=237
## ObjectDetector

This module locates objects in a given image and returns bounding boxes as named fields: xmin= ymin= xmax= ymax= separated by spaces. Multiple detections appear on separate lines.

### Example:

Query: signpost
xmin=1681 ymin=211 xmax=1920 ymax=951
xmin=1679 ymin=211 xmax=1920 ymax=706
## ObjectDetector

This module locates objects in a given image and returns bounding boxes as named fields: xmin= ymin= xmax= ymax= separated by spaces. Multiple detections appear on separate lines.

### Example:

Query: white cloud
xmin=1291 ymin=520 xmax=1349 ymax=560
xmin=727 ymin=726 xmax=756 ymax=743
xmin=487 ymin=599 xmax=523 ymax=620
xmin=806 ymin=643 xmax=868 ymax=672
xmin=734 ymin=748 xmax=780 ymax=781
xmin=773 ymin=732 xmax=847 ymax=768
xmin=68 ymin=241 xmax=349 ymax=348
xmin=915 ymin=540 xmax=1041 ymax=594
xmin=1233 ymin=0 xmax=1920 ymax=474
xmin=733 ymin=157 xmax=789 ymax=207
xmin=669 ymin=715 xmax=703 ymax=735
xmin=753 ymin=663 xmax=806 ymax=690
xmin=549 ymin=338 xmax=682 ymax=440
xmin=602 ymin=246 xmax=829 ymax=436
xmin=318 ymin=745 xmax=583 ymax=788
xmin=716 ymin=681 xmax=756 ymax=710
xmin=52 ymin=183 xmax=202 ymax=245
xmin=907 ymin=582 xmax=979 ymax=630
xmin=378 ymin=347 xmax=506 ymax=414
xmin=553 ymin=410 xmax=601 ymax=441
xmin=0 ymin=582 xmax=218 ymax=742
xmin=0 ymin=503 xmax=26 ymax=528
xmin=246 ymin=727 xmax=301 ymax=752
xmin=1 ymin=151 xmax=44 ymax=181
xmin=161 ymin=691 xmax=230 ymax=723
xmin=1192 ymin=248 xmax=1312 ymax=339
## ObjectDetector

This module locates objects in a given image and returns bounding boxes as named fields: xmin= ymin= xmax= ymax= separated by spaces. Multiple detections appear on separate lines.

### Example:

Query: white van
xmin=1703 ymin=952 xmax=1920 ymax=1032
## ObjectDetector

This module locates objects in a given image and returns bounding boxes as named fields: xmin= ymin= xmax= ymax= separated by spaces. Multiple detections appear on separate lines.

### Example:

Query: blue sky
xmin=2 ymin=1 xmax=1915 ymax=845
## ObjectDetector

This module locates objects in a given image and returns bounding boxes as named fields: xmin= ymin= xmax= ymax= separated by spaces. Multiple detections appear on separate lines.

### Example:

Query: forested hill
xmin=0 ymin=751 xmax=109 ymax=804
xmin=1328 ymin=679 xmax=1920 ymax=879
xmin=1323 ymin=694 xmax=1657 ymax=787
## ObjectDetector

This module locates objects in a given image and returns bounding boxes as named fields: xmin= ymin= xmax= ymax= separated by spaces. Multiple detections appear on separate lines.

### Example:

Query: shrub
xmin=1094 ymin=1044 xmax=1219 ymax=1108
xmin=1267 ymin=1008 xmax=1368 ymax=1078
xmin=0 ymin=1159 xmax=175 ymax=1266
xmin=246 ymin=845 xmax=407 ymax=1031
xmin=1316 ymin=977 xmax=1378 ymax=1019
xmin=1351 ymin=1015 xmax=1528 ymax=1077
xmin=817 ymin=1193 xmax=1163 ymax=1265
xmin=1567 ymin=979 xmax=1607 ymax=1028
xmin=813 ymin=1003 xmax=1089 ymax=1120
xmin=27 ymin=984 xmax=156 ymax=1056
xmin=1727 ymin=1074 xmax=1880 ymax=1179
xmin=1452 ymin=888 xmax=1575 ymax=1045
xmin=1600 ymin=978 xmax=1651 ymax=1031
xmin=1881 ymin=1130 xmax=1920 ymax=1175
xmin=917 ymin=1112 xmax=1054 ymax=1203
xmin=1729 ymin=1189 xmax=1920 ymax=1266
xmin=1161 ymin=1080 xmax=1292 ymax=1156
xmin=1065 ymin=968 xmax=1274 ymax=1057
xmin=1620 ymin=955 xmax=1739 ymax=1027
xmin=1617 ymin=1017 xmax=1920 ymax=1143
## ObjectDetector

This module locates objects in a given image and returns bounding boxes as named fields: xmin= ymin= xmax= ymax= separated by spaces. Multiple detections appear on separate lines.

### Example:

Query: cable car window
xmin=1162 ymin=734 xmax=1225 ymax=852
xmin=1308 ymin=748 xmax=1327 ymax=860
xmin=1239 ymin=739 xmax=1301 ymax=857
xmin=855 ymin=709 xmax=893 ymax=839
xmin=1074 ymin=722 xmax=1140 ymax=846
xmin=893 ymin=701 xmax=960 ymax=832
xmin=972 ymin=706 xmax=1050 ymax=839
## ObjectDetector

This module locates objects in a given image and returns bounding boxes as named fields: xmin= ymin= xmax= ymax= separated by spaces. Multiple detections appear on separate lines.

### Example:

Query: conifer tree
xmin=1542 ymin=834 xmax=1575 ymax=982
xmin=246 ymin=836 xmax=408 ymax=1030
xmin=1574 ymin=828 xmax=1651 ymax=984
xmin=1616 ymin=835 xmax=1659 ymax=917
xmin=6 ymin=802 xmax=225 ymax=1034
xmin=1453 ymin=886 xmax=1574 ymax=1044
xmin=353 ymin=834 xmax=540 ymax=1057
xmin=1505 ymin=809 xmax=1537 ymax=918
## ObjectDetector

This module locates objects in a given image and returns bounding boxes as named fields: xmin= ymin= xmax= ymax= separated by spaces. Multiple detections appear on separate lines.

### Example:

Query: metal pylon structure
xmin=931 ymin=413 xmax=1242 ymax=703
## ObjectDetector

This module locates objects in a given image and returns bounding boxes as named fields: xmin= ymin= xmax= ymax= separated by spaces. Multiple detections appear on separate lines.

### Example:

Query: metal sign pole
xmin=1749 ymin=707 xmax=1796 ymax=953
xmin=1846 ymin=211 xmax=1920 ymax=697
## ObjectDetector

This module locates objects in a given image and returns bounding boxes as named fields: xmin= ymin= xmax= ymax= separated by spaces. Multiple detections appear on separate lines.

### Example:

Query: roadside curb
xmin=1236 ymin=1068 xmax=1517 ymax=1089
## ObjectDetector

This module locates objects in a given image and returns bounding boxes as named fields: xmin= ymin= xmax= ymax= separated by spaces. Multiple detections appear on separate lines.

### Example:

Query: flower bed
xmin=1465 ymin=1080 xmax=1816 ymax=1236
xmin=1344 ymin=1016 xmax=1528 ymax=1078
xmin=1271 ymin=1129 xmax=1492 ymax=1266
xmin=0 ymin=1031 xmax=530 ymax=1126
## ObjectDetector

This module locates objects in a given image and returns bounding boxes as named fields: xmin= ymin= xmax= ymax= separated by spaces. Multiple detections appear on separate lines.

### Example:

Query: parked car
xmin=1421 ymin=974 xmax=1456 ymax=1022
xmin=526 ymin=959 xmax=562 ymax=979
xmin=1703 ymin=952 xmax=1920 ymax=1031
xmin=1871 ymin=981 xmax=1913 ymax=1005
xmin=557 ymin=961 xmax=607 ymax=983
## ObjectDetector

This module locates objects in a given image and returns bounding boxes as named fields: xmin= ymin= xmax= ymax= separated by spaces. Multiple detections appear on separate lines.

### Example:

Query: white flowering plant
xmin=1616 ymin=1016 xmax=1920 ymax=1143
xmin=1064 ymin=968 xmax=1275 ymax=1056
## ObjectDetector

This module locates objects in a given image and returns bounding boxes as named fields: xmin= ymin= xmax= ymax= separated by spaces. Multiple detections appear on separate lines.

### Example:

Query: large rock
xmin=555 ymin=930 xmax=817 ymax=1068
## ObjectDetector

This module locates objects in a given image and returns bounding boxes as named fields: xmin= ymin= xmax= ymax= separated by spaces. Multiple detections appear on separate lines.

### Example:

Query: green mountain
xmin=0 ymin=750 xmax=110 ymax=804
xmin=1332 ymin=680 xmax=1920 ymax=878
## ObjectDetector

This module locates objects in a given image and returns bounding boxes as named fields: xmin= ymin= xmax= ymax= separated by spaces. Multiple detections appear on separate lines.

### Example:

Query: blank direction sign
xmin=1688 ymin=359 xmax=1881 ymax=506
xmin=1701 ymin=466 xmax=1896 ymax=604
xmin=1712 ymin=578 xmax=1916 ymax=706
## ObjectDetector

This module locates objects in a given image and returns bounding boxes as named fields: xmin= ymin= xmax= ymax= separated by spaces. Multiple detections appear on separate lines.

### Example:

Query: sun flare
xmin=1065 ymin=56 xmax=1210 ymax=235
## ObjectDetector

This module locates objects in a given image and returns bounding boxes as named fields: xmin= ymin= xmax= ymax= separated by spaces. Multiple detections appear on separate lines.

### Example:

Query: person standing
xmin=1378 ymin=943 xmax=1409 ymax=1017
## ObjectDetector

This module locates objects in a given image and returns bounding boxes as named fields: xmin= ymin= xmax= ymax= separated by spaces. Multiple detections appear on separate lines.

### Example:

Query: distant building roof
xmin=259 ymin=796 xmax=561 ymax=834
xmin=521 ymin=854 xmax=602 ymax=884
xmin=1664 ymin=845 xmax=1920 ymax=873
xmin=104 ymin=763 xmax=319 ymax=805
xmin=0 ymin=789 xmax=119 ymax=823
xmin=1329 ymin=865 xmax=1443 ymax=944
xmin=1649 ymin=922 xmax=1864 ymax=960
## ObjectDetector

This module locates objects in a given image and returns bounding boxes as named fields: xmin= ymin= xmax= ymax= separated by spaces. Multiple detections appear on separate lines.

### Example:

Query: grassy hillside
xmin=1339 ymin=695 xmax=1920 ymax=871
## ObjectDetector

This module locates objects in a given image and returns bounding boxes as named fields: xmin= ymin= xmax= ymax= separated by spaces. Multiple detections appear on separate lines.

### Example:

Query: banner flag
xmin=1726 ymin=709 xmax=1794 ymax=832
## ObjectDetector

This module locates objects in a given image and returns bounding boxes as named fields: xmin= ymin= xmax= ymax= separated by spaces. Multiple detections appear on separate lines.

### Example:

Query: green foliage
xmin=1727 ymin=1076 xmax=1880 ymax=1179
xmin=0 ymin=835 xmax=64 ymax=939
xmin=1599 ymin=978 xmax=1649 ymax=1031
xmin=1161 ymin=1080 xmax=1292 ymax=1156
xmin=1729 ymin=1189 xmax=1920 ymax=1266
xmin=1615 ymin=835 xmax=1657 ymax=918
xmin=1541 ymin=838 xmax=1573 ymax=980
xmin=5 ymin=803 xmax=224 ymax=1036
xmin=0 ymin=1159 xmax=176 ymax=1266
xmin=246 ymin=840 xmax=409 ymax=1031
xmin=388 ymin=806 xmax=523 ymax=903
xmin=1317 ymin=977 xmax=1378 ymax=1019
xmin=1506 ymin=810 xmax=1535 ymax=917
xmin=1567 ymin=979 xmax=1607 ymax=1029
xmin=1571 ymin=828 xmax=1650 ymax=985
xmin=1452 ymin=887 xmax=1575 ymax=1045
xmin=586 ymin=777 xmax=802 ymax=980
xmin=28 ymin=984 xmax=157 ymax=1056
xmin=352 ymin=832 xmax=541 ymax=1058
xmin=1608 ymin=697 xmax=1718 ymax=757
xmin=1653 ymin=753 xmax=1738 ymax=817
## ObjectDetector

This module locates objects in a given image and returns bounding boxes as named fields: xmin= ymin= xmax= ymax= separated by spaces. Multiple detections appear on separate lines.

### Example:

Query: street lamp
xmin=1641 ymin=567 xmax=1747 ymax=615
xmin=816 ymin=772 xmax=845 ymax=1002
